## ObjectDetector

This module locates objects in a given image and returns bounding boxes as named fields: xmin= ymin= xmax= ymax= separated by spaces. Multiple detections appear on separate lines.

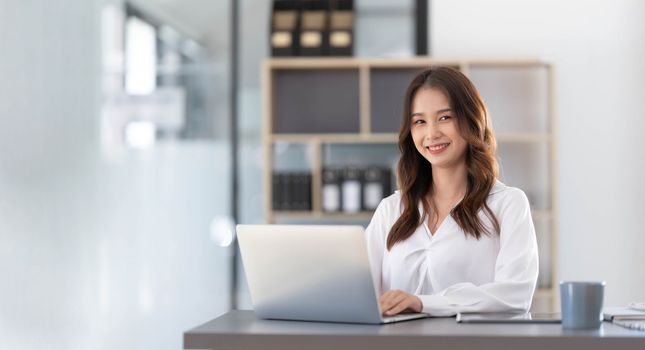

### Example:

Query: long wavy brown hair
xmin=387 ymin=66 xmax=500 ymax=250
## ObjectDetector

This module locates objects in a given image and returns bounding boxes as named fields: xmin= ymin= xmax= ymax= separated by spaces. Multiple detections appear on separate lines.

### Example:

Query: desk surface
xmin=184 ymin=310 xmax=645 ymax=350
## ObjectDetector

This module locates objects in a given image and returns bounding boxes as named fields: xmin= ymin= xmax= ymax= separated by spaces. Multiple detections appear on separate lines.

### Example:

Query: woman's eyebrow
xmin=411 ymin=108 xmax=451 ymax=118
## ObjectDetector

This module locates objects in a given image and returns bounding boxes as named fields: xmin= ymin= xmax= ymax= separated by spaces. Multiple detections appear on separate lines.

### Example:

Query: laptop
xmin=236 ymin=224 xmax=429 ymax=324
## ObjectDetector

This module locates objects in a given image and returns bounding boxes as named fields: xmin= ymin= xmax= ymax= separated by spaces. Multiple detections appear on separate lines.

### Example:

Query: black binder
xmin=299 ymin=0 xmax=329 ymax=56
xmin=270 ymin=0 xmax=300 ymax=56
xmin=272 ymin=172 xmax=283 ymax=210
xmin=328 ymin=0 xmax=353 ymax=56
xmin=301 ymin=173 xmax=312 ymax=210
xmin=291 ymin=172 xmax=311 ymax=211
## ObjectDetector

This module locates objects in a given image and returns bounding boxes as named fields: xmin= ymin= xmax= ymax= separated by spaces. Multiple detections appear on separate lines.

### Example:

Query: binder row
xmin=271 ymin=167 xmax=393 ymax=213
xmin=272 ymin=172 xmax=312 ymax=211
xmin=270 ymin=0 xmax=354 ymax=57
xmin=322 ymin=166 xmax=392 ymax=213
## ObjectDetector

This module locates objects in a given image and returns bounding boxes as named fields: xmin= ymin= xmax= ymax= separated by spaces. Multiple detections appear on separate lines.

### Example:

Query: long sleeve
xmin=365 ymin=199 xmax=389 ymax=297
xmin=417 ymin=189 xmax=539 ymax=316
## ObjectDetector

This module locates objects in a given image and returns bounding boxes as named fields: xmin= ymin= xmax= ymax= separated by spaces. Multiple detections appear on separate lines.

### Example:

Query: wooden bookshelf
xmin=263 ymin=57 xmax=557 ymax=312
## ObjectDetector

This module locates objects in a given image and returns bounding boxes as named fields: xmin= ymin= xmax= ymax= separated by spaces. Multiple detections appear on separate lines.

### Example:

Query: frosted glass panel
xmin=1 ymin=2 xmax=234 ymax=350
xmin=469 ymin=66 xmax=549 ymax=134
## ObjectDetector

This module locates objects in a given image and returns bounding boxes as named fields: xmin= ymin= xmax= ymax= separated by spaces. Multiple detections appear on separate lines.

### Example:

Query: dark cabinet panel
xmin=274 ymin=69 xmax=360 ymax=133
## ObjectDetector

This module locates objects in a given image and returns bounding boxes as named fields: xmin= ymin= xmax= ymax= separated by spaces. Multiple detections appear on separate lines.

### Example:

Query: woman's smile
xmin=426 ymin=142 xmax=450 ymax=155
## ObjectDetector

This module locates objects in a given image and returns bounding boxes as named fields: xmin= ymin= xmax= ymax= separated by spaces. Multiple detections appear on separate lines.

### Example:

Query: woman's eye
xmin=439 ymin=115 xmax=452 ymax=121
xmin=413 ymin=119 xmax=425 ymax=125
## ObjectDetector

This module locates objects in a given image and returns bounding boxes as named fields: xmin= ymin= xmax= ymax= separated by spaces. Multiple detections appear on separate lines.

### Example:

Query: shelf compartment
xmin=321 ymin=143 xmax=398 ymax=214
xmin=270 ymin=142 xmax=315 ymax=213
xmin=272 ymin=68 xmax=360 ymax=133
xmin=272 ymin=133 xmax=398 ymax=143
xmin=272 ymin=141 xmax=315 ymax=172
xmin=468 ymin=65 xmax=549 ymax=134
xmin=369 ymin=65 xmax=464 ymax=134
xmin=369 ymin=68 xmax=426 ymax=133
xmin=322 ymin=142 xmax=399 ymax=169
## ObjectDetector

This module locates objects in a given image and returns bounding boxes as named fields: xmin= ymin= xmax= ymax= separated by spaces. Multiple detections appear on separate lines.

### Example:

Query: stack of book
xmin=272 ymin=172 xmax=312 ymax=211
xmin=603 ymin=306 xmax=645 ymax=331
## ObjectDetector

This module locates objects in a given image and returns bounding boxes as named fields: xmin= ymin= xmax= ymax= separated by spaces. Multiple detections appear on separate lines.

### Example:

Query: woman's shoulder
xmin=366 ymin=191 xmax=403 ymax=240
xmin=375 ymin=190 xmax=403 ymax=217
xmin=487 ymin=180 xmax=531 ymax=209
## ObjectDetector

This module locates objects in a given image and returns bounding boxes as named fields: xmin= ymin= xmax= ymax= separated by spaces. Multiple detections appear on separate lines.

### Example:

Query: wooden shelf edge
xmin=272 ymin=133 xmax=398 ymax=143
xmin=272 ymin=211 xmax=375 ymax=221
xmin=272 ymin=209 xmax=552 ymax=223
xmin=265 ymin=57 xmax=549 ymax=69
xmin=271 ymin=132 xmax=549 ymax=144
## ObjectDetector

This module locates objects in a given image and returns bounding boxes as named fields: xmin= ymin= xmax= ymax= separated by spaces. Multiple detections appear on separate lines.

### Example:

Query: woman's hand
xmin=379 ymin=289 xmax=423 ymax=316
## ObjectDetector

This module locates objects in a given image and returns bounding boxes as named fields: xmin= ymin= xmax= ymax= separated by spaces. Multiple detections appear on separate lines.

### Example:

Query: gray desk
xmin=184 ymin=310 xmax=645 ymax=350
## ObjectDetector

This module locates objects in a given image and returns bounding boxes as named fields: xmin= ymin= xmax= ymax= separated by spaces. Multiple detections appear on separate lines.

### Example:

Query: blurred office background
xmin=1 ymin=0 xmax=645 ymax=349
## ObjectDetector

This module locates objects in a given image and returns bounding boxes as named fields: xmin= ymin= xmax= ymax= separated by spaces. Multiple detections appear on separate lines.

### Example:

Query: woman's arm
xmin=365 ymin=199 xmax=390 ymax=297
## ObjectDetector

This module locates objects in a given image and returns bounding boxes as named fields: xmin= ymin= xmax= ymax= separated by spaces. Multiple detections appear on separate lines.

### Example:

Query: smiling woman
xmin=395 ymin=67 xmax=500 ymax=245
xmin=366 ymin=66 xmax=539 ymax=317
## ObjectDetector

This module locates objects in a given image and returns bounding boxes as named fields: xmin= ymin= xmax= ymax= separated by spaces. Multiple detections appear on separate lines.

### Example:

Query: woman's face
xmin=410 ymin=87 xmax=468 ymax=169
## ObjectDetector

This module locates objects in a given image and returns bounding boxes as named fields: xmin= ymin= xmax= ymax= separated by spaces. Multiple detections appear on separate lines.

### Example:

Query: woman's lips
xmin=426 ymin=142 xmax=450 ymax=155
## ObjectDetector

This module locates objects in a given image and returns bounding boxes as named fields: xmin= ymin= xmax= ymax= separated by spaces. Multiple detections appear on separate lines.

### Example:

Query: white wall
xmin=0 ymin=1 xmax=232 ymax=349
xmin=432 ymin=0 xmax=645 ymax=306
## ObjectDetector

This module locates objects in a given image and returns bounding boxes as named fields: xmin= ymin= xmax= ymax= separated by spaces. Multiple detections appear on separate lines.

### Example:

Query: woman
xmin=366 ymin=66 xmax=539 ymax=317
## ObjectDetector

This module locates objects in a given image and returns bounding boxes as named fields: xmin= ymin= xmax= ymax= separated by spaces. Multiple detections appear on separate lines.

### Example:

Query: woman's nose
xmin=425 ymin=122 xmax=441 ymax=140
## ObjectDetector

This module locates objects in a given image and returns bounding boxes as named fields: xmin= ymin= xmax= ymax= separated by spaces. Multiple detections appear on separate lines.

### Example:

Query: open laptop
xmin=236 ymin=224 xmax=429 ymax=324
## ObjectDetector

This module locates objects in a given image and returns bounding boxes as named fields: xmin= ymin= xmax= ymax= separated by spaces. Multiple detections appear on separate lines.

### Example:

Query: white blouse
xmin=365 ymin=181 xmax=539 ymax=316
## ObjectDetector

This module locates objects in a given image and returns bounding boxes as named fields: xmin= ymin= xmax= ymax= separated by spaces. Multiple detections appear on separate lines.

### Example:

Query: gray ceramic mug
xmin=559 ymin=281 xmax=605 ymax=329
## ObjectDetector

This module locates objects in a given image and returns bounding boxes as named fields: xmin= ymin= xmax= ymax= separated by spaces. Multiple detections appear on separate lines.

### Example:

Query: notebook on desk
xmin=603 ymin=307 xmax=645 ymax=321
xmin=456 ymin=312 xmax=561 ymax=324
xmin=236 ymin=224 xmax=429 ymax=324
xmin=603 ymin=307 xmax=645 ymax=332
